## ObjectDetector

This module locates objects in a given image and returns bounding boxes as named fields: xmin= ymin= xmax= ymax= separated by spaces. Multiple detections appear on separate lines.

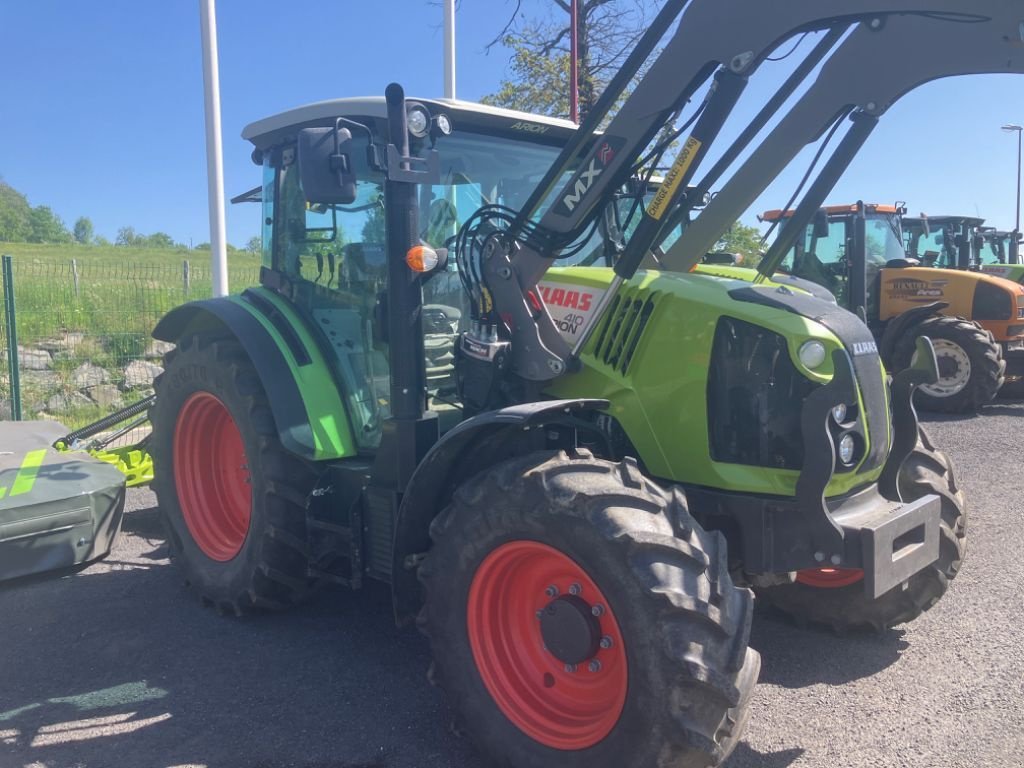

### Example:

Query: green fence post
xmin=2 ymin=255 xmax=22 ymax=420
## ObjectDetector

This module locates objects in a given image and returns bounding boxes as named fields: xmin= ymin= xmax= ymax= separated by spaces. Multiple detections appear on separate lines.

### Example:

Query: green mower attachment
xmin=0 ymin=397 xmax=154 ymax=584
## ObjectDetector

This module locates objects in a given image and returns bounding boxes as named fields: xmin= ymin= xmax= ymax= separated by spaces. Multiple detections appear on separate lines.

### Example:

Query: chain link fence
xmin=1 ymin=255 xmax=260 ymax=428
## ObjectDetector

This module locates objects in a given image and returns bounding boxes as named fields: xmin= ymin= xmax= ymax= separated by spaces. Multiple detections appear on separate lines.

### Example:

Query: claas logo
xmin=539 ymin=285 xmax=593 ymax=311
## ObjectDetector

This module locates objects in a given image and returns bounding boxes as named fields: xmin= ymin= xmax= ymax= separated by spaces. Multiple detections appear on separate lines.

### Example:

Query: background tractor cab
xmin=978 ymin=228 xmax=1024 ymax=286
xmin=903 ymin=214 xmax=987 ymax=270
xmin=761 ymin=202 xmax=1024 ymax=411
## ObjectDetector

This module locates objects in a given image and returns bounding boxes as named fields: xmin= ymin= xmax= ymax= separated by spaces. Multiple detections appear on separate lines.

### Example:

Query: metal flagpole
xmin=200 ymin=0 xmax=228 ymax=297
xmin=444 ymin=0 xmax=456 ymax=99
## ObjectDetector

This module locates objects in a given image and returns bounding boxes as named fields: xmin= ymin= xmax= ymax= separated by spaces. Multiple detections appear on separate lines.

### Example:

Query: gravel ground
xmin=1 ymin=405 xmax=1022 ymax=768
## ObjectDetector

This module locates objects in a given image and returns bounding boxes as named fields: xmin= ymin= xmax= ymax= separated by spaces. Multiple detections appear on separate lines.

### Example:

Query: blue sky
xmin=2 ymin=1 xmax=1023 ymax=248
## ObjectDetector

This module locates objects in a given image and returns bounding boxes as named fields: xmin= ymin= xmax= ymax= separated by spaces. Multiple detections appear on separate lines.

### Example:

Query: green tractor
xmin=144 ymin=4 xmax=1020 ymax=767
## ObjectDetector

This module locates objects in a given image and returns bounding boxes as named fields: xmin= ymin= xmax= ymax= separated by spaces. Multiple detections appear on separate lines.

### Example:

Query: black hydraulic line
xmin=657 ymin=27 xmax=846 ymax=242
xmin=508 ymin=0 xmax=688 ymax=238
xmin=756 ymin=112 xmax=879 ymax=281
xmin=615 ymin=69 xmax=748 ymax=281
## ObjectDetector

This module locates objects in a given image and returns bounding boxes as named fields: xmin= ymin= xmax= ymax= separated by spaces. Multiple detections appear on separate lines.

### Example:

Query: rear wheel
xmin=151 ymin=334 xmax=317 ymax=614
xmin=894 ymin=316 xmax=1004 ymax=413
xmin=757 ymin=426 xmax=966 ymax=632
xmin=418 ymin=450 xmax=760 ymax=768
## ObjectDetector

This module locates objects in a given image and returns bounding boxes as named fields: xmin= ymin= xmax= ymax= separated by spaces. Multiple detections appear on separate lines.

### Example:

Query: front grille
xmin=592 ymin=290 xmax=659 ymax=373
xmin=972 ymin=281 xmax=1014 ymax=321
xmin=707 ymin=317 xmax=817 ymax=470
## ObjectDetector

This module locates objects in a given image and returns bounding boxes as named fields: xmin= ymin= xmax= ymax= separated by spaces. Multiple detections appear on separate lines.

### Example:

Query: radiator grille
xmin=592 ymin=290 xmax=658 ymax=373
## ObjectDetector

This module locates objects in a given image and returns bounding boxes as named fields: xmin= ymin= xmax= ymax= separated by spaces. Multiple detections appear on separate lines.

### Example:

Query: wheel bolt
xmin=591 ymin=604 xmax=604 ymax=617
xmin=536 ymin=610 xmax=543 ymax=620
xmin=588 ymin=660 xmax=602 ymax=673
xmin=600 ymin=636 xmax=613 ymax=649
xmin=569 ymin=583 xmax=582 ymax=596
xmin=564 ymin=664 xmax=577 ymax=673
xmin=545 ymin=585 xmax=558 ymax=598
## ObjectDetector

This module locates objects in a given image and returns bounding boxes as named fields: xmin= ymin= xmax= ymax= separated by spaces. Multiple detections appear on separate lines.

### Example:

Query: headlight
xmin=831 ymin=403 xmax=847 ymax=423
xmin=435 ymin=113 xmax=453 ymax=135
xmin=798 ymin=340 xmax=827 ymax=369
xmin=407 ymin=106 xmax=431 ymax=137
xmin=838 ymin=433 xmax=856 ymax=466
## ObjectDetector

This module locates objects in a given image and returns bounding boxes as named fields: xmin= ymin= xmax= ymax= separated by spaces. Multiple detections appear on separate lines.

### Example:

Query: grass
xmin=0 ymin=242 xmax=262 ymax=427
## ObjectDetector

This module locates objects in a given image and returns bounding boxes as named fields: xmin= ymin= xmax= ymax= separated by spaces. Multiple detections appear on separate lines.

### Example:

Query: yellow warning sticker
xmin=646 ymin=136 xmax=703 ymax=221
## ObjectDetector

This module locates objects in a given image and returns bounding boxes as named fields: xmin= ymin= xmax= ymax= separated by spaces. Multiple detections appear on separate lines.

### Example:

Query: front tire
xmin=418 ymin=450 xmax=760 ymax=768
xmin=151 ymin=334 xmax=317 ymax=614
xmin=894 ymin=316 xmax=1004 ymax=413
xmin=757 ymin=426 xmax=966 ymax=632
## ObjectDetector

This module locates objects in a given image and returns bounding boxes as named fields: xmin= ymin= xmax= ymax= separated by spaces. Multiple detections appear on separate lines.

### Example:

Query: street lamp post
xmin=1002 ymin=123 xmax=1023 ymax=264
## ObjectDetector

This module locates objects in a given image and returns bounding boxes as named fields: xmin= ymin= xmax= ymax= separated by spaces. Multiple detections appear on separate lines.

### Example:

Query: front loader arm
xmin=661 ymin=3 xmax=1024 ymax=277
xmin=459 ymin=1 xmax=1024 ymax=384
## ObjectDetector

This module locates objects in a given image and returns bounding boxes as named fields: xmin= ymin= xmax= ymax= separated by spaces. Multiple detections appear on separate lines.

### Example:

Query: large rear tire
xmin=418 ymin=450 xmax=760 ymax=768
xmin=757 ymin=426 xmax=966 ymax=632
xmin=894 ymin=316 xmax=1004 ymax=413
xmin=151 ymin=334 xmax=316 ymax=614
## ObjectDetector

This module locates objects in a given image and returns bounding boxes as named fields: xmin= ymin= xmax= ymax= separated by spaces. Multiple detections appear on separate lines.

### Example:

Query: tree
xmin=116 ymin=226 xmax=140 ymax=247
xmin=0 ymin=181 xmax=33 ymax=242
xmin=482 ymin=0 xmax=661 ymax=119
xmin=245 ymin=235 xmax=262 ymax=255
xmin=28 ymin=205 xmax=71 ymax=243
xmin=73 ymin=216 xmax=94 ymax=245
xmin=714 ymin=223 xmax=766 ymax=266
xmin=144 ymin=232 xmax=175 ymax=249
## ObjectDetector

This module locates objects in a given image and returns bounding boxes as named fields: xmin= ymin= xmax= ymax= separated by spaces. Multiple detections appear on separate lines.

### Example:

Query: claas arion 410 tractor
xmin=146 ymin=4 xmax=1021 ymax=767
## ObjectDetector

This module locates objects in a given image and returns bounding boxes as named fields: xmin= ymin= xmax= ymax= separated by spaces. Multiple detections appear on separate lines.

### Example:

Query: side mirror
xmin=297 ymin=126 xmax=358 ymax=205
xmin=920 ymin=215 xmax=931 ymax=237
xmin=813 ymin=208 xmax=830 ymax=239
xmin=973 ymin=233 xmax=985 ymax=252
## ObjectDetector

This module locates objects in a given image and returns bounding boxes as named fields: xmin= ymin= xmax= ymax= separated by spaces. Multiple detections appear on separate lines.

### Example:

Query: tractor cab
xmin=239 ymin=98 xmax=596 ymax=444
xmin=760 ymin=203 xmax=907 ymax=318
xmin=902 ymin=214 xmax=986 ymax=270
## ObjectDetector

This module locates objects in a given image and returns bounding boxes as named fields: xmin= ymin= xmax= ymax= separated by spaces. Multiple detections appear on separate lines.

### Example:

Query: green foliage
xmin=361 ymin=196 xmax=386 ymax=243
xmin=145 ymin=231 xmax=175 ymax=249
xmin=245 ymin=235 xmax=261 ymax=254
xmin=27 ymin=205 xmax=72 ymax=243
xmin=482 ymin=34 xmax=571 ymax=117
xmin=73 ymin=216 xmax=94 ymax=244
xmin=0 ymin=181 xmax=32 ymax=241
xmin=714 ymin=223 xmax=766 ymax=266
xmin=116 ymin=225 xmax=140 ymax=247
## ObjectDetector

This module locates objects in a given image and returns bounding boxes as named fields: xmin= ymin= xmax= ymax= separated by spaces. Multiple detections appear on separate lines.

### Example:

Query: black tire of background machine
xmin=894 ymin=315 xmax=1004 ymax=413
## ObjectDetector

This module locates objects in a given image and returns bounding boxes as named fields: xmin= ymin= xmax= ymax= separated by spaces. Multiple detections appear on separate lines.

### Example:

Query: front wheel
xmin=418 ymin=450 xmax=760 ymax=768
xmin=894 ymin=315 xmax=1004 ymax=413
xmin=757 ymin=426 xmax=966 ymax=633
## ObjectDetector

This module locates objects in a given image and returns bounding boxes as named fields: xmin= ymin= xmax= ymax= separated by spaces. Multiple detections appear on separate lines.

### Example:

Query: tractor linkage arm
xmin=457 ymin=0 xmax=1024 ymax=384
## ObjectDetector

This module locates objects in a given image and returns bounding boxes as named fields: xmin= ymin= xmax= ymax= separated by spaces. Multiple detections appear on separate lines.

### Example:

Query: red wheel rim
xmin=173 ymin=392 xmax=252 ymax=562
xmin=796 ymin=567 xmax=864 ymax=588
xmin=467 ymin=541 xmax=627 ymax=750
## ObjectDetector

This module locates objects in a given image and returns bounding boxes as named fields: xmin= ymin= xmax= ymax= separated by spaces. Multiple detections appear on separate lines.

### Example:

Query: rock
xmin=145 ymin=339 xmax=176 ymax=359
xmin=3 ymin=346 xmax=53 ymax=370
xmin=87 ymin=384 xmax=124 ymax=409
xmin=73 ymin=363 xmax=111 ymax=388
xmin=46 ymin=391 xmax=93 ymax=414
xmin=19 ymin=369 xmax=60 ymax=389
xmin=36 ymin=332 xmax=86 ymax=354
xmin=123 ymin=360 xmax=164 ymax=389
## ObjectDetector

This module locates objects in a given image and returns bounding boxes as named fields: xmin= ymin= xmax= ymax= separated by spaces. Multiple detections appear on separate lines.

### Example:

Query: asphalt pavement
xmin=1 ymin=404 xmax=1022 ymax=768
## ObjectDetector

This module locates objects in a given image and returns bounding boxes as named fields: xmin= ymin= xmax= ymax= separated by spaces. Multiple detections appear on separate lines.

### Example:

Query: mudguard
xmin=391 ymin=398 xmax=607 ymax=624
xmin=877 ymin=301 xmax=946 ymax=368
xmin=152 ymin=288 xmax=356 ymax=461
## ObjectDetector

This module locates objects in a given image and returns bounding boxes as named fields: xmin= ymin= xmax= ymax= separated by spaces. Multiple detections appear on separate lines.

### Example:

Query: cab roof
xmin=759 ymin=203 xmax=904 ymax=222
xmin=242 ymin=96 xmax=579 ymax=150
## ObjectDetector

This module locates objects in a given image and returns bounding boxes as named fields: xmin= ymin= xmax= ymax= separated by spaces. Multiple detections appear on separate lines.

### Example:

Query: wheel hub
xmin=918 ymin=339 xmax=972 ymax=398
xmin=539 ymin=595 xmax=602 ymax=665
